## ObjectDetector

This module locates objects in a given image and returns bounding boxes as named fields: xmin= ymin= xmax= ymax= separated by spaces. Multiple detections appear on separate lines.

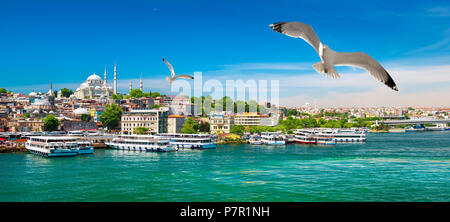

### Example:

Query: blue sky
xmin=1 ymin=0 xmax=449 ymax=106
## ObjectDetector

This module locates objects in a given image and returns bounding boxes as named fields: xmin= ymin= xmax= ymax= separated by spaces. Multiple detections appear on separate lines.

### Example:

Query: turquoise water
xmin=0 ymin=131 xmax=449 ymax=202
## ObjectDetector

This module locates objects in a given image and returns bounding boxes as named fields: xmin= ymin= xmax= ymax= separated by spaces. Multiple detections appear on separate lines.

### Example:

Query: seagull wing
xmin=173 ymin=74 xmax=194 ymax=80
xmin=269 ymin=22 xmax=322 ymax=54
xmin=162 ymin=58 xmax=175 ymax=77
xmin=331 ymin=50 xmax=398 ymax=91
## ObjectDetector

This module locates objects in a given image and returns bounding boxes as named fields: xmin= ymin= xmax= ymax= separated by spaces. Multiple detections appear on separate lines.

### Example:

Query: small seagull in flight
xmin=269 ymin=22 xmax=398 ymax=91
xmin=162 ymin=58 xmax=194 ymax=84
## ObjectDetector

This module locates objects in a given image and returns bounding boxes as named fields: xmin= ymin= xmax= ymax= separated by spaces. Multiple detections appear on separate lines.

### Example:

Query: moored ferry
xmin=25 ymin=136 xmax=79 ymax=157
xmin=405 ymin=125 xmax=425 ymax=132
xmin=320 ymin=128 xmax=366 ymax=143
xmin=106 ymin=135 xmax=176 ymax=152
xmin=248 ymin=135 xmax=262 ymax=145
xmin=157 ymin=133 xmax=216 ymax=150
xmin=293 ymin=129 xmax=316 ymax=144
xmin=282 ymin=134 xmax=295 ymax=144
xmin=77 ymin=140 xmax=94 ymax=154
xmin=313 ymin=132 xmax=336 ymax=145
xmin=260 ymin=132 xmax=285 ymax=145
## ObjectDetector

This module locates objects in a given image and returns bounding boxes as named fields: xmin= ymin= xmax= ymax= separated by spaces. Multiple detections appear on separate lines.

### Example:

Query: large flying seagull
xmin=269 ymin=22 xmax=398 ymax=91
xmin=162 ymin=58 xmax=194 ymax=84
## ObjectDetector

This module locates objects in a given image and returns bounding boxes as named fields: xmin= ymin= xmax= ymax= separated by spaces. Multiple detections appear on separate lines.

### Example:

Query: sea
xmin=0 ymin=131 xmax=449 ymax=202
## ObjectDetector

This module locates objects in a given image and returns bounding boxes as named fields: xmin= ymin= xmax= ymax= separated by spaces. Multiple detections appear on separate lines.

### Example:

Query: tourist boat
xmin=425 ymin=124 xmax=449 ymax=131
xmin=282 ymin=134 xmax=295 ymax=144
xmin=313 ymin=132 xmax=336 ymax=145
xmin=157 ymin=133 xmax=216 ymax=150
xmin=320 ymin=128 xmax=366 ymax=143
xmin=293 ymin=129 xmax=316 ymax=144
xmin=389 ymin=128 xmax=406 ymax=133
xmin=25 ymin=136 xmax=79 ymax=157
xmin=260 ymin=132 xmax=285 ymax=145
xmin=248 ymin=135 xmax=262 ymax=145
xmin=106 ymin=135 xmax=176 ymax=152
xmin=77 ymin=140 xmax=94 ymax=154
xmin=405 ymin=125 xmax=425 ymax=132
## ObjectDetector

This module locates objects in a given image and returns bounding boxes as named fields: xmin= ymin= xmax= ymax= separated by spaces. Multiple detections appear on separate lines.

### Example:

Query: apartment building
xmin=121 ymin=107 xmax=169 ymax=134
xmin=209 ymin=113 xmax=234 ymax=134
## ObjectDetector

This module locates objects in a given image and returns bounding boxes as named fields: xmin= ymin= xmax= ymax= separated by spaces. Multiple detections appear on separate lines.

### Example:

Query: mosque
xmin=73 ymin=65 xmax=116 ymax=99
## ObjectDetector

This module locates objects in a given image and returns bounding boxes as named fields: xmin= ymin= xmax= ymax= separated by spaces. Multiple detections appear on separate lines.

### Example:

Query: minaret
xmin=129 ymin=79 xmax=132 ymax=93
xmin=114 ymin=62 xmax=117 ymax=95
xmin=139 ymin=73 xmax=143 ymax=91
xmin=104 ymin=66 xmax=107 ymax=86
xmin=103 ymin=66 xmax=108 ymax=96
xmin=47 ymin=80 xmax=54 ymax=96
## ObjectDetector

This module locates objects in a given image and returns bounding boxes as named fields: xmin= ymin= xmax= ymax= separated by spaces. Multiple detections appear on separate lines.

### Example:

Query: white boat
xmin=405 ymin=125 xmax=425 ymax=132
xmin=321 ymin=128 xmax=366 ymax=143
xmin=389 ymin=128 xmax=406 ymax=133
xmin=261 ymin=132 xmax=285 ymax=145
xmin=313 ymin=132 xmax=336 ymax=145
xmin=77 ymin=140 xmax=94 ymax=154
xmin=106 ymin=135 xmax=176 ymax=152
xmin=248 ymin=135 xmax=262 ymax=145
xmin=293 ymin=129 xmax=317 ymax=144
xmin=282 ymin=134 xmax=295 ymax=144
xmin=25 ymin=136 xmax=79 ymax=157
xmin=425 ymin=124 xmax=449 ymax=131
xmin=157 ymin=133 xmax=216 ymax=150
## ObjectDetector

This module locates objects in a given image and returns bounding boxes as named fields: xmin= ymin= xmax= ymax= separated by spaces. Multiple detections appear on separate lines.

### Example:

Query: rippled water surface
xmin=0 ymin=131 xmax=449 ymax=202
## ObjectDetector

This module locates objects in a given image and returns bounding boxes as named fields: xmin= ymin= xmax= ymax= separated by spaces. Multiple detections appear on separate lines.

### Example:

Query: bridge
xmin=377 ymin=118 xmax=450 ymax=125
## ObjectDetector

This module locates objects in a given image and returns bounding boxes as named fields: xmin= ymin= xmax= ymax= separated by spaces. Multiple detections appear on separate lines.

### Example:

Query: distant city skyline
xmin=1 ymin=0 xmax=449 ymax=107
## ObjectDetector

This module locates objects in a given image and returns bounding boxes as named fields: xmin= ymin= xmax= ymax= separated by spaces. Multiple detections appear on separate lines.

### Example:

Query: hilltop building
xmin=74 ymin=73 xmax=113 ymax=99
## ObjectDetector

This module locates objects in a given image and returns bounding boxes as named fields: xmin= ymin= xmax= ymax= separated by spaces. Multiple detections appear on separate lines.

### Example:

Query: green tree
xmin=43 ymin=115 xmax=60 ymax=131
xmin=181 ymin=117 xmax=199 ymax=134
xmin=111 ymin=94 xmax=123 ymax=100
xmin=99 ymin=103 xmax=123 ymax=130
xmin=80 ymin=114 xmax=91 ymax=122
xmin=129 ymin=89 xmax=144 ymax=98
xmin=23 ymin=112 xmax=30 ymax=118
xmin=0 ymin=88 xmax=7 ymax=94
xmin=134 ymin=127 xmax=149 ymax=135
xmin=230 ymin=125 xmax=245 ymax=136
xmin=150 ymin=92 xmax=161 ymax=98
xmin=60 ymin=88 xmax=73 ymax=98
xmin=198 ymin=121 xmax=210 ymax=133
xmin=286 ymin=109 xmax=298 ymax=116
xmin=151 ymin=104 xmax=162 ymax=109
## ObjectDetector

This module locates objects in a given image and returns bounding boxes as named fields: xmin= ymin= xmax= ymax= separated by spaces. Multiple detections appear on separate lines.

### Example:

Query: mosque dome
xmin=29 ymin=92 xmax=37 ymax=97
xmin=73 ymin=108 xmax=89 ymax=115
xmin=80 ymin=83 xmax=89 ymax=89
xmin=87 ymin=73 xmax=102 ymax=81
xmin=33 ymin=99 xmax=51 ymax=106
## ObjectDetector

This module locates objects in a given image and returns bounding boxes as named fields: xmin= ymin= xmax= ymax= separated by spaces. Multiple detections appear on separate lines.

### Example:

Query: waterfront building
xmin=167 ymin=115 xmax=185 ymax=134
xmin=209 ymin=113 xmax=234 ymax=134
xmin=74 ymin=73 xmax=113 ymax=99
xmin=234 ymin=112 xmax=269 ymax=126
xmin=121 ymin=107 xmax=169 ymax=134
xmin=167 ymin=95 xmax=192 ymax=115
xmin=7 ymin=119 xmax=44 ymax=132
